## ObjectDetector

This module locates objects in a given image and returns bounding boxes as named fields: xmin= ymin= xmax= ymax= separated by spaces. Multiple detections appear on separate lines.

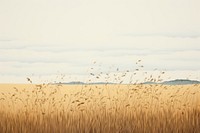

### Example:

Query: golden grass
xmin=0 ymin=83 xmax=200 ymax=133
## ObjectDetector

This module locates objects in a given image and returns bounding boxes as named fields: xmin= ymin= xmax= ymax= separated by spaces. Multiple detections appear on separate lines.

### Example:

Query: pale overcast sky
xmin=0 ymin=0 xmax=200 ymax=83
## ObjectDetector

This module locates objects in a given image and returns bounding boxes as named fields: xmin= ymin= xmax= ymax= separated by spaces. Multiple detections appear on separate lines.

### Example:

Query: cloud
xmin=0 ymin=0 xmax=200 ymax=83
xmin=120 ymin=32 xmax=200 ymax=38
xmin=0 ymin=39 xmax=15 ymax=42
xmin=0 ymin=48 xmax=199 ymax=76
xmin=0 ymin=0 xmax=200 ymax=43
xmin=0 ymin=36 xmax=200 ymax=51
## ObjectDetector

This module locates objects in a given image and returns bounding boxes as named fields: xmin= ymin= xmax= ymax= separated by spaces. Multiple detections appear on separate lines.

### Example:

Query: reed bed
xmin=0 ymin=83 xmax=200 ymax=133
xmin=0 ymin=62 xmax=200 ymax=133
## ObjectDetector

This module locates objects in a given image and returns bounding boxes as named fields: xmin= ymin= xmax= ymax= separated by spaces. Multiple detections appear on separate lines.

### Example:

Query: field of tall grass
xmin=0 ymin=61 xmax=199 ymax=133
xmin=0 ymin=82 xmax=200 ymax=133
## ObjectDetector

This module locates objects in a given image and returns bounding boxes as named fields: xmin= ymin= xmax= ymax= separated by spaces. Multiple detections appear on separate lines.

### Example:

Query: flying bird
xmin=27 ymin=78 xmax=32 ymax=83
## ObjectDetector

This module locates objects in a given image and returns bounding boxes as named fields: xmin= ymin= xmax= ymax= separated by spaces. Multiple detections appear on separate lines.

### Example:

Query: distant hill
xmin=60 ymin=79 xmax=200 ymax=85
xmin=61 ymin=81 xmax=113 ymax=85
xmin=142 ymin=81 xmax=157 ymax=84
xmin=88 ymin=82 xmax=114 ymax=85
xmin=62 ymin=81 xmax=85 ymax=85
xmin=161 ymin=79 xmax=200 ymax=85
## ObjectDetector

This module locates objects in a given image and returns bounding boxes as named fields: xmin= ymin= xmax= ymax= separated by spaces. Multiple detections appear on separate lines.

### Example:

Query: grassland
xmin=0 ymin=83 xmax=200 ymax=133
